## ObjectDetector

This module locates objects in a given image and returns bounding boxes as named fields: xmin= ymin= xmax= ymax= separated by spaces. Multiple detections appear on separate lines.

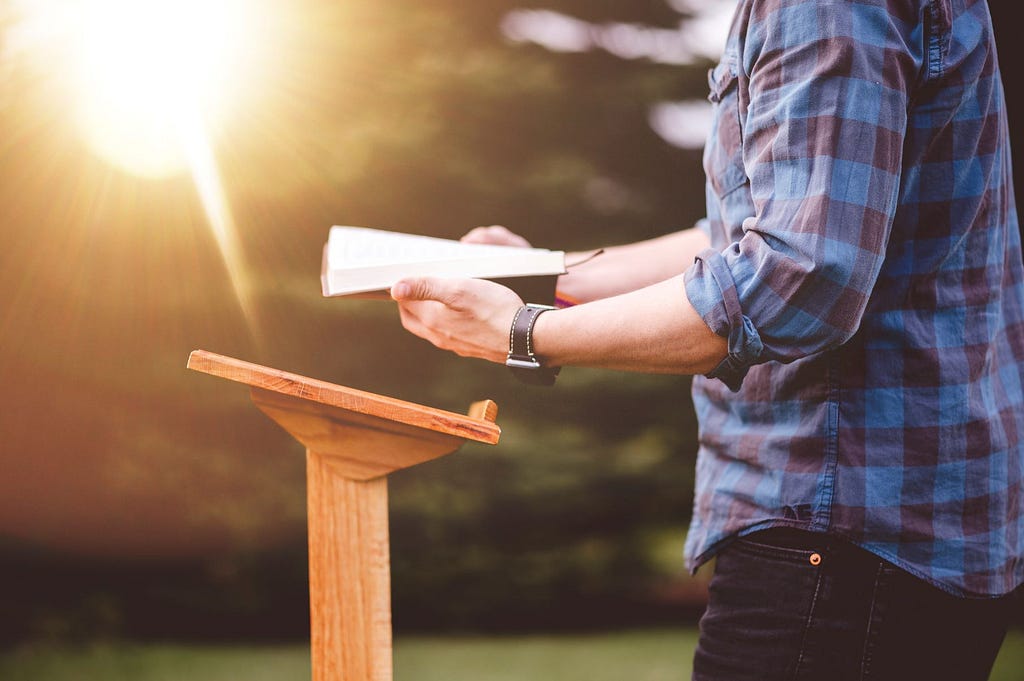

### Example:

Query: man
xmin=390 ymin=0 xmax=1023 ymax=678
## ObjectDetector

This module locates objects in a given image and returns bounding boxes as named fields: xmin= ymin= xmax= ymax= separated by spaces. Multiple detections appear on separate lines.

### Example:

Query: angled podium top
xmin=187 ymin=349 xmax=501 ymax=480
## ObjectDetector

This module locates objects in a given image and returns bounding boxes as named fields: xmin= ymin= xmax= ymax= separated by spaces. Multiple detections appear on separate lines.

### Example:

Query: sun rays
xmin=3 ymin=0 xmax=280 ymax=337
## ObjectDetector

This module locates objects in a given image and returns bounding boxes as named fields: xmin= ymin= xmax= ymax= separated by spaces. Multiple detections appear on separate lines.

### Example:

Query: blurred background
xmin=0 ymin=0 xmax=1021 ymax=679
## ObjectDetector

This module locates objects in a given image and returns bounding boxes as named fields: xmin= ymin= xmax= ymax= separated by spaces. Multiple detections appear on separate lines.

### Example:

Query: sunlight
xmin=63 ymin=0 xmax=267 ymax=328
xmin=3 ymin=0 xmax=290 ymax=341
xmin=44 ymin=0 xmax=269 ymax=328
xmin=501 ymin=0 xmax=733 ymax=65
xmin=71 ymin=0 xmax=254 ymax=178
xmin=179 ymin=106 xmax=259 ymax=333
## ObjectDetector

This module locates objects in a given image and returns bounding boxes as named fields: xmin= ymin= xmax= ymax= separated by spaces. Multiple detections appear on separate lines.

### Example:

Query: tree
xmin=0 ymin=0 xmax=720 ymax=640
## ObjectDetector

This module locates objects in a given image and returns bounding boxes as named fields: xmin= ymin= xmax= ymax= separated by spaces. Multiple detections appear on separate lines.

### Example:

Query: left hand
xmin=390 ymin=277 xmax=523 ymax=363
xmin=460 ymin=225 xmax=533 ymax=248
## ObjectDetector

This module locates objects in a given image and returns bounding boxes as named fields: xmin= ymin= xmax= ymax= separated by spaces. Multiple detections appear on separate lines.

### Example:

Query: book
xmin=320 ymin=225 xmax=566 ymax=300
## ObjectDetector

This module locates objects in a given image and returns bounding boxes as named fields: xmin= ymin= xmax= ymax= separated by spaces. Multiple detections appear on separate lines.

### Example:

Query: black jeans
xmin=692 ymin=528 xmax=1015 ymax=681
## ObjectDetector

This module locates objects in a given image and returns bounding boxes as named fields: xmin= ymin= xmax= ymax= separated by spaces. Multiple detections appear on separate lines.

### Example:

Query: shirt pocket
xmin=703 ymin=54 xmax=748 ymax=198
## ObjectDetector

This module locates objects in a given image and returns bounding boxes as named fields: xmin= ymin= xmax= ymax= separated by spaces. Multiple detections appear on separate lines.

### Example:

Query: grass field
xmin=0 ymin=628 xmax=1021 ymax=680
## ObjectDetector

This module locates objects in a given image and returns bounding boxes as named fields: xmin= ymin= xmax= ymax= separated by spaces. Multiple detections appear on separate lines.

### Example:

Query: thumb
xmin=391 ymin=277 xmax=450 ymax=303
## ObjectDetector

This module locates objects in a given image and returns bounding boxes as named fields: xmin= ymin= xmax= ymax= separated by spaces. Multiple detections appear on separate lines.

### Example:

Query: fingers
xmin=391 ymin=279 xmax=462 ymax=351
xmin=394 ymin=295 xmax=468 ymax=356
xmin=394 ymin=299 xmax=430 ymax=340
xmin=461 ymin=225 xmax=532 ymax=248
xmin=390 ymin=277 xmax=521 ymax=363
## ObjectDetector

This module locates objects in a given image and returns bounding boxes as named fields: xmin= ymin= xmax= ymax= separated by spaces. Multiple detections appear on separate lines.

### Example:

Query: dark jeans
xmin=692 ymin=528 xmax=1015 ymax=681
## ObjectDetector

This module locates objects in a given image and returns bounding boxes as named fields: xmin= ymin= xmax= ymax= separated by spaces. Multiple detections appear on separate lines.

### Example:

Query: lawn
xmin=0 ymin=628 xmax=1021 ymax=680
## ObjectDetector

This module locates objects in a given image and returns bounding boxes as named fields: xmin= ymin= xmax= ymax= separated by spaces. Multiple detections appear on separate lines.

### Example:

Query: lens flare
xmin=40 ymin=0 xmax=272 ymax=329
xmin=71 ymin=0 xmax=251 ymax=178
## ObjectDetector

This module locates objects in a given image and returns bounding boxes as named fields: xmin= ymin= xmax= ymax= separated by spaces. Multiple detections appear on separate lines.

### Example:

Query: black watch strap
xmin=506 ymin=304 xmax=560 ymax=386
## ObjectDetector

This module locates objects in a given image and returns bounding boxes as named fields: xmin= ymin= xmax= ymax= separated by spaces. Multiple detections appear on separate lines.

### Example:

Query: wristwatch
xmin=506 ymin=304 xmax=560 ymax=386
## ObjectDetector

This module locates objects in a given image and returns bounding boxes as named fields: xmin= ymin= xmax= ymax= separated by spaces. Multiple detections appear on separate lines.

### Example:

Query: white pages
xmin=321 ymin=225 xmax=566 ymax=297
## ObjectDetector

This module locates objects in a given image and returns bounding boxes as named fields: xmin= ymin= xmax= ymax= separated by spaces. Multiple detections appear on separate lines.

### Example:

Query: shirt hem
xmin=686 ymin=521 xmax=1023 ymax=599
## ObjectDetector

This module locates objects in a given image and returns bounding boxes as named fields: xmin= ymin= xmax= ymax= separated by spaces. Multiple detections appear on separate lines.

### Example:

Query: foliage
xmin=0 ymin=0 xmax=706 ymax=640
xmin=0 ymin=0 xmax=1022 ymax=644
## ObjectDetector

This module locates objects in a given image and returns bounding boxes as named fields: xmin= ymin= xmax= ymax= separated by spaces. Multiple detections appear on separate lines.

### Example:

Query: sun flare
xmin=1 ymin=0 xmax=279 ymax=334
xmin=70 ymin=0 xmax=255 ymax=178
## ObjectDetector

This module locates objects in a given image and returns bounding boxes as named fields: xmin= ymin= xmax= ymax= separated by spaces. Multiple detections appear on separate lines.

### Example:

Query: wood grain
xmin=467 ymin=399 xmax=498 ymax=423
xmin=187 ymin=349 xmax=500 ymax=444
xmin=186 ymin=349 xmax=504 ymax=681
xmin=251 ymin=387 xmax=467 ymax=481
xmin=307 ymin=451 xmax=392 ymax=681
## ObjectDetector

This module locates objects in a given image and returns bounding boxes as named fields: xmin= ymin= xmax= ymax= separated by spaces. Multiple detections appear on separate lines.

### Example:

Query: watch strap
xmin=506 ymin=304 xmax=559 ymax=386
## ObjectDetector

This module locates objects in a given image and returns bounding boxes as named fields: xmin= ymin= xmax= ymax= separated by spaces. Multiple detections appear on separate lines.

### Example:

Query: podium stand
xmin=186 ymin=350 xmax=501 ymax=681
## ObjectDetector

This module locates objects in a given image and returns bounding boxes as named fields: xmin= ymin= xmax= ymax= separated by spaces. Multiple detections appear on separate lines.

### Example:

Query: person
xmin=389 ymin=0 xmax=1024 ymax=678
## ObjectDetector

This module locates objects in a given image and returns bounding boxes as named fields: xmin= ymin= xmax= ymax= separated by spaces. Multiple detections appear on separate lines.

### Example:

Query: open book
xmin=320 ymin=225 xmax=566 ymax=299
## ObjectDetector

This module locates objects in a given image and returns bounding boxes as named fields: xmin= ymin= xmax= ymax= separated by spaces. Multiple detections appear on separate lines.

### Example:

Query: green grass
xmin=993 ymin=630 xmax=1024 ymax=681
xmin=0 ymin=628 xmax=1021 ymax=680
xmin=394 ymin=630 xmax=692 ymax=681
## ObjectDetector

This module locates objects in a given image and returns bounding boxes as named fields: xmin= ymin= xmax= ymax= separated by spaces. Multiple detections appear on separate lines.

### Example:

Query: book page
xmin=326 ymin=226 xmax=553 ymax=266
xmin=321 ymin=225 xmax=565 ymax=297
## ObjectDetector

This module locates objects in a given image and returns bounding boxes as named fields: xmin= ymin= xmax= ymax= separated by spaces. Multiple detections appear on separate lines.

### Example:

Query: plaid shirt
xmin=683 ymin=0 xmax=1024 ymax=597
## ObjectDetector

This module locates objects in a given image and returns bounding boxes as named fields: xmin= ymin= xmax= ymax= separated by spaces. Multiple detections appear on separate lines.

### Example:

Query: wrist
xmin=555 ymin=248 xmax=607 ymax=306
xmin=506 ymin=303 xmax=560 ymax=386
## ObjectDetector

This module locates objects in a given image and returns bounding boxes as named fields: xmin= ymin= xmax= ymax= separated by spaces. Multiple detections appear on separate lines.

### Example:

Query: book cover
xmin=321 ymin=226 xmax=566 ymax=302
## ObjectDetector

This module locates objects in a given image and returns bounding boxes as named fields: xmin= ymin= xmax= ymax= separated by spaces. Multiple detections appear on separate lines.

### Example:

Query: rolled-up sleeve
xmin=686 ymin=0 xmax=918 ymax=390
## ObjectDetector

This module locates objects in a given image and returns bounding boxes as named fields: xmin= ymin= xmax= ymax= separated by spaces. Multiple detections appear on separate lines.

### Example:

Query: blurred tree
xmin=0 ymin=0 xmax=719 ymax=640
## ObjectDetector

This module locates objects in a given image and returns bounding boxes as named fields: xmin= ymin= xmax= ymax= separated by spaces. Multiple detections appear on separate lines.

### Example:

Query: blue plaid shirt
xmin=684 ymin=0 xmax=1024 ymax=597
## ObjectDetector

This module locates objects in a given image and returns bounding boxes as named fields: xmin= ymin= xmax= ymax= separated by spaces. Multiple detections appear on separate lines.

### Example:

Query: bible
xmin=320 ymin=225 xmax=566 ymax=303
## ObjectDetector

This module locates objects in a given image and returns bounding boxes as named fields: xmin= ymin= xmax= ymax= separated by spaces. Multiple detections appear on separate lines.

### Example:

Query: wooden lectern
xmin=186 ymin=350 xmax=501 ymax=681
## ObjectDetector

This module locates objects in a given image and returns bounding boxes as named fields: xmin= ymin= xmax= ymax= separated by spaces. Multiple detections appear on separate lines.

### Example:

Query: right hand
xmin=391 ymin=276 xmax=523 ymax=363
xmin=461 ymin=225 xmax=532 ymax=248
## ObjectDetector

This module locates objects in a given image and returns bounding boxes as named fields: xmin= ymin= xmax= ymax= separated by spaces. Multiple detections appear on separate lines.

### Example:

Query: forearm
xmin=533 ymin=274 xmax=727 ymax=374
xmin=557 ymin=227 xmax=710 ymax=304
xmin=390 ymin=229 xmax=725 ymax=377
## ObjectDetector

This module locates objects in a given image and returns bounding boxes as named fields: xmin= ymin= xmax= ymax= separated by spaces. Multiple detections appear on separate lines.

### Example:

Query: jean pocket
xmin=731 ymin=529 xmax=826 ymax=566
xmin=695 ymin=529 xmax=826 ymax=680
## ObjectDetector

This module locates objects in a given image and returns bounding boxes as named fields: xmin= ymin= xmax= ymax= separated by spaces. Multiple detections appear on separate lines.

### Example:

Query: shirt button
xmin=809 ymin=553 xmax=822 ymax=566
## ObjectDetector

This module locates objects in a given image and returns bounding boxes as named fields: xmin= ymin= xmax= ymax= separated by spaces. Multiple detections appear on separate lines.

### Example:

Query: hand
xmin=460 ymin=225 xmax=532 ymax=248
xmin=391 ymin=277 xmax=524 ymax=363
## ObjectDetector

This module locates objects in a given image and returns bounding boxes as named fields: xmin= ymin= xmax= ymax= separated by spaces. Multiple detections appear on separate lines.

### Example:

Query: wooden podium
xmin=186 ymin=350 xmax=501 ymax=681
